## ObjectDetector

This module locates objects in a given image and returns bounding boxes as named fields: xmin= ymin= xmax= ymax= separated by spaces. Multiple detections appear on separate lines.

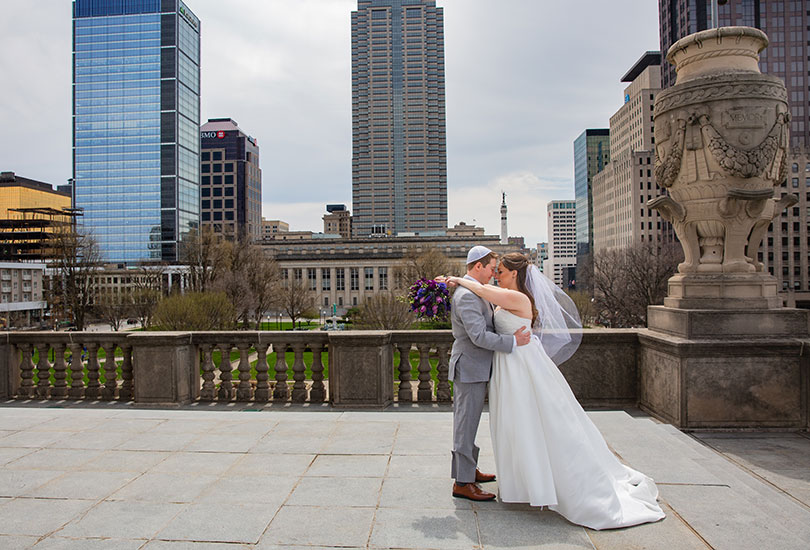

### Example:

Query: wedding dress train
xmin=489 ymin=309 xmax=665 ymax=530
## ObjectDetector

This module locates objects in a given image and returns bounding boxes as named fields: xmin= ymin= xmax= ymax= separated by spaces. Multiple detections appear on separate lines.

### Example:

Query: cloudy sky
xmin=2 ymin=0 xmax=659 ymax=247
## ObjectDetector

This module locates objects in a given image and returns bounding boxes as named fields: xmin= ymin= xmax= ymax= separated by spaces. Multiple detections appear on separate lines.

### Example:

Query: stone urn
xmin=650 ymin=27 xmax=798 ymax=308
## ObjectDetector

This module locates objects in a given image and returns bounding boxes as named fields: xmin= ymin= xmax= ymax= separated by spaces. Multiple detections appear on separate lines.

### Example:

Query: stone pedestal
xmin=639 ymin=26 xmax=810 ymax=430
xmin=328 ymin=331 xmax=393 ymax=409
xmin=664 ymin=273 xmax=781 ymax=309
xmin=129 ymin=333 xmax=198 ymax=406
xmin=638 ymin=325 xmax=808 ymax=430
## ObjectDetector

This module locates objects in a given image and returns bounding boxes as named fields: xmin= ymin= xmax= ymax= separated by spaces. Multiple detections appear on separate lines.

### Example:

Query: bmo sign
xmin=201 ymin=131 xmax=226 ymax=139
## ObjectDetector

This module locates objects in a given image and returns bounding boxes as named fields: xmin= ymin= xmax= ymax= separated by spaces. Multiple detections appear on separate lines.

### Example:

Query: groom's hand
xmin=513 ymin=326 xmax=531 ymax=346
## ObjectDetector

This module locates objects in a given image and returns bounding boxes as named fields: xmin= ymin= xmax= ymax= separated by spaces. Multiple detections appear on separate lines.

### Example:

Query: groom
xmin=449 ymin=245 xmax=530 ymax=501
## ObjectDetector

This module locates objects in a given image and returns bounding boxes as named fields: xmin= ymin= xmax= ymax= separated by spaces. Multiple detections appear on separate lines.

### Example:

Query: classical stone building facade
xmin=261 ymin=234 xmax=512 ymax=314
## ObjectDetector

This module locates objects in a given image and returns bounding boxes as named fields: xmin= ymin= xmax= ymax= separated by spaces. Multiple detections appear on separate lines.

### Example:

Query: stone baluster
xmin=217 ymin=343 xmax=235 ymax=401
xmin=17 ymin=344 xmax=35 ymax=398
xmin=273 ymin=341 xmax=289 ymax=401
xmin=254 ymin=342 xmax=270 ymax=402
xmin=68 ymin=343 xmax=85 ymax=399
xmin=35 ymin=343 xmax=52 ymax=399
xmin=435 ymin=343 xmax=451 ymax=402
xmin=51 ymin=343 xmax=68 ymax=399
xmin=101 ymin=342 xmax=118 ymax=400
xmin=416 ymin=343 xmax=432 ymax=402
xmin=309 ymin=342 xmax=325 ymax=402
xmin=119 ymin=344 xmax=133 ymax=401
xmin=291 ymin=342 xmax=308 ymax=402
xmin=396 ymin=342 xmax=413 ymax=402
xmin=199 ymin=344 xmax=216 ymax=401
xmin=85 ymin=343 xmax=101 ymax=399
xmin=235 ymin=343 xmax=253 ymax=401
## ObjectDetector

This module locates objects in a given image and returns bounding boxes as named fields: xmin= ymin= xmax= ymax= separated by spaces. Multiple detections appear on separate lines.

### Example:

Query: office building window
xmin=336 ymin=268 xmax=345 ymax=291
xmin=307 ymin=268 xmax=317 ymax=291
xmin=350 ymin=268 xmax=360 ymax=291
xmin=321 ymin=268 xmax=331 ymax=290
xmin=365 ymin=267 xmax=374 ymax=290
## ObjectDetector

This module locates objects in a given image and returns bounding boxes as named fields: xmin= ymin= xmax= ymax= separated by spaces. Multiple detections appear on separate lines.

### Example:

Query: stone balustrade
xmin=0 ymin=330 xmax=645 ymax=411
xmin=0 ymin=332 xmax=134 ymax=402
xmin=5 ymin=329 xmax=805 ymax=428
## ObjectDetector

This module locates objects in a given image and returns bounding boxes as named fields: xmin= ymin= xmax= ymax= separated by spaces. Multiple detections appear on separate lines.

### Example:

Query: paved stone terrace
xmin=0 ymin=404 xmax=808 ymax=550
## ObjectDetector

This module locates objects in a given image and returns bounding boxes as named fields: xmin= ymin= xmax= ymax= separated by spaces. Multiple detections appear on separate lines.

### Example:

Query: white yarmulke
xmin=466 ymin=245 xmax=493 ymax=265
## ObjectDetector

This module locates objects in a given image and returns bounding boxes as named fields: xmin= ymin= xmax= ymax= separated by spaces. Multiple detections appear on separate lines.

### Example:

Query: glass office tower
xmin=73 ymin=0 xmax=200 ymax=263
xmin=351 ymin=0 xmax=448 ymax=237
xmin=573 ymin=129 xmax=609 ymax=265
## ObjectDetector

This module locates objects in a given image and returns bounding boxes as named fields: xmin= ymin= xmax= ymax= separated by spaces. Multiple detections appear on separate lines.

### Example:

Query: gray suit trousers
xmin=451 ymin=378 xmax=488 ymax=484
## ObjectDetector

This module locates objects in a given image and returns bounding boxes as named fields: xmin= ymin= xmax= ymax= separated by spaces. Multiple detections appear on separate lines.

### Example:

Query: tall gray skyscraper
xmin=351 ymin=0 xmax=447 ymax=237
xmin=73 ymin=0 xmax=200 ymax=263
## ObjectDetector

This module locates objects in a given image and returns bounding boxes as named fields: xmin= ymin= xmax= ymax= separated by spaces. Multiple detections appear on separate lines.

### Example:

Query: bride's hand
xmin=435 ymin=275 xmax=457 ymax=288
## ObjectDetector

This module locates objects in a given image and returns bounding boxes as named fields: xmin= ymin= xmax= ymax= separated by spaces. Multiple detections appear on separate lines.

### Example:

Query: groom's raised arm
xmin=455 ymin=291 xmax=515 ymax=353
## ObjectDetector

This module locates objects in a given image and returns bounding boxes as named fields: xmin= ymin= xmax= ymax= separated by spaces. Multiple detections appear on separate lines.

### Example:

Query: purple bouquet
xmin=407 ymin=278 xmax=451 ymax=321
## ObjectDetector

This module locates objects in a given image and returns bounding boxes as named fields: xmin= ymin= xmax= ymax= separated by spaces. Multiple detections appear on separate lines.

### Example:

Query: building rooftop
xmin=0 ymin=405 xmax=806 ymax=549
xmin=0 ymin=172 xmax=69 ymax=196
xmin=621 ymin=51 xmax=662 ymax=82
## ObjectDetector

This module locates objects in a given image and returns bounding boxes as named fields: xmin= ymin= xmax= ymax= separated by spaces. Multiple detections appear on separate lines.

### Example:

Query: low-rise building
xmin=0 ymin=262 xmax=46 ymax=328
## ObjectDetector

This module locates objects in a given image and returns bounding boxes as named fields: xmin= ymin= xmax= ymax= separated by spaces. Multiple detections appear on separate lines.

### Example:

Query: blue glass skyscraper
xmin=73 ymin=0 xmax=200 ymax=263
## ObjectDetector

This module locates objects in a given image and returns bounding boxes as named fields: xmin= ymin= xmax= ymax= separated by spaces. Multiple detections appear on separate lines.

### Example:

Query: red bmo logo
xmin=217 ymin=131 xmax=225 ymax=139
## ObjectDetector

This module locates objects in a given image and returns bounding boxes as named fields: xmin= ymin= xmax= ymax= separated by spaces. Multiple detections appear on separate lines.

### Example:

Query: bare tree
xmin=96 ymin=292 xmax=131 ymax=331
xmin=565 ymin=290 xmax=596 ymax=327
xmin=278 ymin=276 xmax=315 ymax=328
xmin=245 ymin=250 xmax=281 ymax=329
xmin=129 ymin=266 xmax=165 ymax=329
xmin=180 ymin=227 xmax=225 ymax=293
xmin=393 ymin=247 xmax=458 ymax=290
xmin=355 ymin=291 xmax=416 ymax=330
xmin=49 ymin=227 xmax=100 ymax=330
xmin=592 ymin=241 xmax=682 ymax=327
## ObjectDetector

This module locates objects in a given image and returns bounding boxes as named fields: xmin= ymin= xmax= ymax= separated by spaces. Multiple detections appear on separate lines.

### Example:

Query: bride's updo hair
xmin=499 ymin=252 xmax=538 ymax=327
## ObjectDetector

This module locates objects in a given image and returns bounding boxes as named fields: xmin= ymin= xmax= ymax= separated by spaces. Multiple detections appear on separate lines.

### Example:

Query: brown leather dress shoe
xmin=452 ymin=482 xmax=496 ymax=501
xmin=475 ymin=469 xmax=496 ymax=483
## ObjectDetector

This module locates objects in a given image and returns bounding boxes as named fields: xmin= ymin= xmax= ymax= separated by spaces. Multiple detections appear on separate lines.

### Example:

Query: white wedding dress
xmin=489 ymin=309 xmax=666 ymax=530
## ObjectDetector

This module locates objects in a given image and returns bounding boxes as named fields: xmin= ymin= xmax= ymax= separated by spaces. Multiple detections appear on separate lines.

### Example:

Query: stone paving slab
xmin=0 ymin=405 xmax=807 ymax=549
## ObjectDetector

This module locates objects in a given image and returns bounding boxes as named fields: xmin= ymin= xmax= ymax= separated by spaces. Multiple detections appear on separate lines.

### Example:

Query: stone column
xmin=128 ymin=333 xmax=198 ymax=406
xmin=642 ymin=27 xmax=810 ymax=429
xmin=328 ymin=331 xmax=392 ymax=408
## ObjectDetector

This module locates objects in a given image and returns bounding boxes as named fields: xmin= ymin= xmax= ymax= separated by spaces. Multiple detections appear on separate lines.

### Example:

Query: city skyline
xmin=2 ymin=0 xmax=659 ymax=247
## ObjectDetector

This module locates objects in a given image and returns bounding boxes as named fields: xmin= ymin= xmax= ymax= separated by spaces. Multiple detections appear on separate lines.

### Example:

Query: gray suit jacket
xmin=448 ymin=275 xmax=514 ymax=383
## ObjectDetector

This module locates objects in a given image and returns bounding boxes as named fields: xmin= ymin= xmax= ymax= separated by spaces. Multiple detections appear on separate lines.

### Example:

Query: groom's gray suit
xmin=450 ymin=275 xmax=514 ymax=484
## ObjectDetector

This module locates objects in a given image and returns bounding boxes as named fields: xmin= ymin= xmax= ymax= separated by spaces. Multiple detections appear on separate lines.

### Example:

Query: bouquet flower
xmin=407 ymin=278 xmax=451 ymax=321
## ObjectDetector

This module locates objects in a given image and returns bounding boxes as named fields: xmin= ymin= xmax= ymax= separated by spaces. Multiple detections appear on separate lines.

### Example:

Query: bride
xmin=438 ymin=253 xmax=665 ymax=530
